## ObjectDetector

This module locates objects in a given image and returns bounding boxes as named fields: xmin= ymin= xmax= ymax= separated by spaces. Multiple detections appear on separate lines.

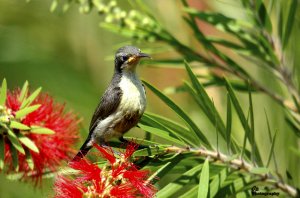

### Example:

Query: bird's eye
xmin=120 ymin=55 xmax=129 ymax=62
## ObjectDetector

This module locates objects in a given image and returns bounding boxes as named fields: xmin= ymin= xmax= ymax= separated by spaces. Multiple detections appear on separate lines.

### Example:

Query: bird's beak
xmin=137 ymin=52 xmax=151 ymax=59
xmin=127 ymin=53 xmax=151 ymax=65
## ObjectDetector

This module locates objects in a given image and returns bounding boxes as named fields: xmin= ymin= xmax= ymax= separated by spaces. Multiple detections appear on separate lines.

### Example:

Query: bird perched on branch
xmin=73 ymin=46 xmax=150 ymax=161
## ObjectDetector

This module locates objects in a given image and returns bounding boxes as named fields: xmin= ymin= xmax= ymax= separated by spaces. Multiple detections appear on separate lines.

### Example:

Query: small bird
xmin=73 ymin=46 xmax=150 ymax=161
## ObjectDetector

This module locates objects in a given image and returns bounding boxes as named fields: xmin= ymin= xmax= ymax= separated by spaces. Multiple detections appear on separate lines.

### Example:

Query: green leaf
xmin=143 ymin=80 xmax=211 ymax=149
xmin=7 ymin=129 xmax=25 ymax=155
xmin=226 ymin=93 xmax=232 ymax=154
xmin=19 ymin=81 xmax=29 ymax=103
xmin=257 ymin=2 xmax=272 ymax=33
xmin=225 ymin=79 xmax=262 ymax=165
xmin=282 ymin=0 xmax=298 ymax=49
xmin=15 ymin=104 xmax=41 ymax=119
xmin=184 ymin=62 xmax=240 ymax=153
xmin=133 ymin=146 xmax=166 ymax=157
xmin=0 ymin=78 xmax=7 ymax=106
xmin=10 ymin=121 xmax=30 ymax=130
xmin=139 ymin=124 xmax=186 ymax=146
xmin=147 ymin=153 xmax=182 ymax=183
xmin=157 ymin=164 xmax=203 ymax=197
xmin=209 ymin=168 xmax=228 ymax=197
xmin=267 ymin=129 xmax=277 ymax=168
xmin=248 ymin=83 xmax=255 ymax=163
xmin=20 ymin=87 xmax=42 ymax=109
xmin=198 ymin=158 xmax=210 ymax=198
xmin=0 ymin=137 xmax=5 ymax=169
xmin=17 ymin=133 xmax=39 ymax=153
xmin=250 ymin=167 xmax=270 ymax=174
xmin=141 ymin=112 xmax=199 ymax=147
xmin=25 ymin=148 xmax=34 ymax=170
xmin=9 ymin=143 xmax=19 ymax=171
xmin=30 ymin=126 xmax=55 ymax=135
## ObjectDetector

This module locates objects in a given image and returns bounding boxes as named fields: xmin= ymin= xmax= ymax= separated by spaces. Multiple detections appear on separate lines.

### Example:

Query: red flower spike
xmin=54 ymin=176 xmax=84 ymax=198
xmin=2 ymin=89 xmax=80 ymax=182
xmin=123 ymin=141 xmax=139 ymax=160
xmin=93 ymin=143 xmax=116 ymax=164
xmin=54 ymin=143 xmax=157 ymax=198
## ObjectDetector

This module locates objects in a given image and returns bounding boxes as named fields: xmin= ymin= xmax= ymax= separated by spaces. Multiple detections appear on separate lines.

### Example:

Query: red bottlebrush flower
xmin=54 ymin=142 xmax=156 ymax=198
xmin=0 ymin=86 xmax=80 ymax=182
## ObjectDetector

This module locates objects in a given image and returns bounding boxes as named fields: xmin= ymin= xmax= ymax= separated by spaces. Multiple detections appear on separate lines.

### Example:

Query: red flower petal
xmin=54 ymin=176 xmax=83 ymax=198
xmin=93 ymin=143 xmax=116 ymax=164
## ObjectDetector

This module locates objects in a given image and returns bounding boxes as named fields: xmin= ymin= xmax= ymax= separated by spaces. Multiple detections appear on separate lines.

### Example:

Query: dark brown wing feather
xmin=89 ymin=85 xmax=122 ymax=133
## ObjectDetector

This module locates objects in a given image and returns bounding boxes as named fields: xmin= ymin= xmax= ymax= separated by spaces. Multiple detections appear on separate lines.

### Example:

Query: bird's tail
xmin=72 ymin=139 xmax=92 ymax=162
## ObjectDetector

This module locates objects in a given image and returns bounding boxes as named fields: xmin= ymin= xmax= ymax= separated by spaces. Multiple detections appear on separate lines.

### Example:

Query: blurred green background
xmin=0 ymin=0 xmax=299 ymax=197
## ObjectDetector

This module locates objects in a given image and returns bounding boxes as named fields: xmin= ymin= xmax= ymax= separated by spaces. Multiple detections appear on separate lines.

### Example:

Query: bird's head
xmin=114 ymin=46 xmax=150 ymax=73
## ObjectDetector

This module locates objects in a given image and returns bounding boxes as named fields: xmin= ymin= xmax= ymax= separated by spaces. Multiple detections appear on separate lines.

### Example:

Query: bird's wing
xmin=89 ymin=86 xmax=123 ymax=132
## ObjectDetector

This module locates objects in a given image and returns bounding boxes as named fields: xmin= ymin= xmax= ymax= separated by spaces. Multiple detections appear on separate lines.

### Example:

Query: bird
xmin=73 ymin=45 xmax=150 ymax=161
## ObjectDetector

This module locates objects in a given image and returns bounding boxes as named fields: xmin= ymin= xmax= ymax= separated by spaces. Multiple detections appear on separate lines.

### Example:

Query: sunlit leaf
xmin=17 ymin=133 xmax=39 ymax=153
xmin=19 ymin=80 xmax=29 ymax=103
xmin=10 ymin=121 xmax=30 ymax=130
xmin=30 ymin=126 xmax=55 ymax=135
xmin=20 ymin=87 xmax=42 ymax=109
xmin=0 ymin=78 xmax=7 ymax=106
xmin=15 ymin=104 xmax=41 ymax=119
xmin=198 ymin=158 xmax=210 ymax=198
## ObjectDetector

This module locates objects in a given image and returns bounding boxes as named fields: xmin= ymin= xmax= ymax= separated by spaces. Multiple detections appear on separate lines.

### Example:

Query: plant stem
xmin=165 ymin=146 xmax=298 ymax=197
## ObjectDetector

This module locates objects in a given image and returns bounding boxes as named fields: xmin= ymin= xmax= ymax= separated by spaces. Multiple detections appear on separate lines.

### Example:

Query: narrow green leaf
xmin=19 ymin=81 xmax=29 ymax=103
xmin=157 ymin=164 xmax=203 ymax=197
xmin=198 ymin=158 xmax=210 ymax=198
xmin=147 ymin=154 xmax=182 ymax=183
xmin=133 ymin=146 xmax=166 ymax=157
xmin=248 ymin=83 xmax=255 ymax=163
xmin=7 ymin=129 xmax=25 ymax=154
xmin=0 ymin=137 xmax=5 ymax=169
xmin=267 ymin=130 xmax=277 ymax=168
xmin=143 ymin=81 xmax=211 ymax=149
xmin=20 ymin=87 xmax=42 ymax=109
xmin=209 ymin=168 xmax=228 ymax=197
xmin=30 ymin=126 xmax=55 ymax=135
xmin=282 ymin=0 xmax=298 ymax=49
xmin=139 ymin=124 xmax=186 ymax=146
xmin=18 ymin=134 xmax=39 ymax=153
xmin=10 ymin=121 xmax=30 ymax=130
xmin=258 ymin=2 xmax=272 ymax=32
xmin=25 ymin=148 xmax=34 ymax=170
xmin=250 ymin=167 xmax=270 ymax=174
xmin=226 ymin=93 xmax=232 ymax=154
xmin=15 ymin=104 xmax=41 ymax=119
xmin=141 ymin=113 xmax=199 ymax=147
xmin=0 ymin=78 xmax=7 ymax=106
xmin=225 ymin=79 xmax=262 ymax=165
xmin=9 ymin=143 xmax=19 ymax=171
xmin=180 ymin=186 xmax=198 ymax=198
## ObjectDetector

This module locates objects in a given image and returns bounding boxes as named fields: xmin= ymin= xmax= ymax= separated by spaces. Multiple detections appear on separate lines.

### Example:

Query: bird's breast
xmin=118 ymin=72 xmax=146 ymax=114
